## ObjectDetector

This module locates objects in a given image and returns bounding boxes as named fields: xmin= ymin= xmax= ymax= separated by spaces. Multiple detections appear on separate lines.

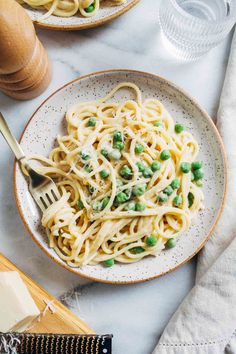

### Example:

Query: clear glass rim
xmin=169 ymin=0 xmax=236 ymax=25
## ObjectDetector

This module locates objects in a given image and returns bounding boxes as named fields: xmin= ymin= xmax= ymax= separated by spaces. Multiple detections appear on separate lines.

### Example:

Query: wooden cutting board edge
xmin=0 ymin=253 xmax=94 ymax=334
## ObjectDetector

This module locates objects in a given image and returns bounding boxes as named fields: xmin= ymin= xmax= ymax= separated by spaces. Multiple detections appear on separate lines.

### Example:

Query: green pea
xmin=132 ymin=183 xmax=147 ymax=197
xmin=195 ymin=180 xmax=203 ymax=187
xmin=135 ymin=143 xmax=144 ymax=154
xmin=88 ymin=185 xmax=95 ymax=194
xmin=100 ymin=169 xmax=109 ymax=179
xmin=101 ymin=148 xmax=108 ymax=158
xmin=120 ymin=165 xmax=133 ymax=179
xmin=175 ymin=123 xmax=185 ymax=134
xmin=80 ymin=151 xmax=90 ymax=161
xmin=109 ymin=149 xmax=121 ymax=161
xmin=113 ymin=141 xmax=124 ymax=150
xmin=145 ymin=235 xmax=157 ymax=247
xmin=130 ymin=246 xmax=145 ymax=254
xmin=193 ymin=168 xmax=204 ymax=181
xmin=163 ymin=186 xmax=173 ymax=196
xmin=136 ymin=161 xmax=145 ymax=173
xmin=154 ymin=122 xmax=163 ymax=127
xmin=101 ymin=196 xmax=110 ymax=210
xmin=166 ymin=238 xmax=176 ymax=249
xmin=103 ymin=259 xmax=114 ymax=267
xmin=84 ymin=164 xmax=93 ymax=173
xmin=160 ymin=150 xmax=171 ymax=161
xmin=115 ymin=192 xmax=128 ymax=204
xmin=92 ymin=200 xmax=102 ymax=212
xmin=116 ymin=179 xmax=124 ymax=188
xmin=135 ymin=202 xmax=146 ymax=211
xmin=192 ymin=161 xmax=202 ymax=170
xmin=173 ymin=195 xmax=182 ymax=206
xmin=87 ymin=117 xmax=96 ymax=127
xmin=85 ymin=3 xmax=94 ymax=12
xmin=151 ymin=161 xmax=161 ymax=172
xmin=143 ymin=167 xmax=153 ymax=178
xmin=113 ymin=131 xmax=123 ymax=142
xmin=188 ymin=192 xmax=194 ymax=208
xmin=157 ymin=193 xmax=168 ymax=204
xmin=180 ymin=162 xmax=191 ymax=173
xmin=124 ymin=201 xmax=136 ymax=211
xmin=191 ymin=172 xmax=195 ymax=181
xmin=170 ymin=178 xmax=180 ymax=189
xmin=77 ymin=199 xmax=84 ymax=209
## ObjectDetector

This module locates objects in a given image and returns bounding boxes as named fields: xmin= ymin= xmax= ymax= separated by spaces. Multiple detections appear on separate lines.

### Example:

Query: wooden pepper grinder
xmin=0 ymin=0 xmax=51 ymax=100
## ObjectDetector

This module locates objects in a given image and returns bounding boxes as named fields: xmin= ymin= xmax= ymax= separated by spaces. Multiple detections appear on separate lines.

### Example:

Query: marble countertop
xmin=0 ymin=1 xmax=233 ymax=353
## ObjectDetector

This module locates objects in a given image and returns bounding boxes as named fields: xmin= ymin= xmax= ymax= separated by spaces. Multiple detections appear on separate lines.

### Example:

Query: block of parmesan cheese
xmin=0 ymin=271 xmax=40 ymax=333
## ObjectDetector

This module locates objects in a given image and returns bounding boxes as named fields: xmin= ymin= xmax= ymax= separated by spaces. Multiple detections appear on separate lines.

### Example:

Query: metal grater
xmin=0 ymin=333 xmax=112 ymax=354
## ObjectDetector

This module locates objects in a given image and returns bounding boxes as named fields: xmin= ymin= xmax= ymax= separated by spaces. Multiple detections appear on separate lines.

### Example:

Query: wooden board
xmin=0 ymin=253 xmax=94 ymax=334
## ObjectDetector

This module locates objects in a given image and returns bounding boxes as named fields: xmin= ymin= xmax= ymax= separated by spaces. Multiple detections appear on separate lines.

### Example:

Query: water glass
xmin=158 ymin=0 xmax=236 ymax=60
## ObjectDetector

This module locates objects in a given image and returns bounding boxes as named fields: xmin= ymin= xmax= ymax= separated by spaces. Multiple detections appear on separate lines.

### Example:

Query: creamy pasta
xmin=17 ymin=0 xmax=126 ymax=21
xmin=28 ymin=83 xmax=204 ymax=267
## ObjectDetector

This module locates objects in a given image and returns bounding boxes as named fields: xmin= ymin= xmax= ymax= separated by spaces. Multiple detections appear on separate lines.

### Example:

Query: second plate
xmin=19 ymin=0 xmax=139 ymax=30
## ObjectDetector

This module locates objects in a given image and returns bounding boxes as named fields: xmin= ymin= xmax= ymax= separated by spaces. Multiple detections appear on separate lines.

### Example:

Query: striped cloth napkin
xmin=153 ymin=29 xmax=236 ymax=354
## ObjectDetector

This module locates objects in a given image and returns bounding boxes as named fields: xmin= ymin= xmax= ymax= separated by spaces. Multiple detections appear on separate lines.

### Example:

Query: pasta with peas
xmin=28 ymin=82 xmax=204 ymax=267
xmin=17 ymin=0 xmax=126 ymax=21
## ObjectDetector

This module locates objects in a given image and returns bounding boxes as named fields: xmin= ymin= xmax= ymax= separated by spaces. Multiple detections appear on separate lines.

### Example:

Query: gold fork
xmin=0 ymin=112 xmax=61 ymax=212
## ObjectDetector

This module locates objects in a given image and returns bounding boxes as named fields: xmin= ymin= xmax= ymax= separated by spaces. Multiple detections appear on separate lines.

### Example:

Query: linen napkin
xmin=153 ymin=29 xmax=236 ymax=354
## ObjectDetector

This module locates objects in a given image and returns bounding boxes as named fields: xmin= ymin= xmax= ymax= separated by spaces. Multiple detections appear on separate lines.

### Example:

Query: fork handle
xmin=0 ymin=112 xmax=25 ymax=161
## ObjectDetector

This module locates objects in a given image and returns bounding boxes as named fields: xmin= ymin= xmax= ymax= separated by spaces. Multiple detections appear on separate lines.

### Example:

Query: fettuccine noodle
xmin=28 ymin=83 xmax=204 ymax=267
xmin=17 ymin=0 xmax=126 ymax=21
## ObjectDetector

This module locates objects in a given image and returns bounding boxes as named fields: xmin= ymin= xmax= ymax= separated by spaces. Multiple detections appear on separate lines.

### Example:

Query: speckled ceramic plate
xmin=14 ymin=70 xmax=227 ymax=284
xmin=20 ymin=0 xmax=139 ymax=30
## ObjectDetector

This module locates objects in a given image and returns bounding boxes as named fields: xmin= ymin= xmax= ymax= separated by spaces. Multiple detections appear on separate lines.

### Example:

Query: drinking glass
xmin=158 ymin=0 xmax=236 ymax=60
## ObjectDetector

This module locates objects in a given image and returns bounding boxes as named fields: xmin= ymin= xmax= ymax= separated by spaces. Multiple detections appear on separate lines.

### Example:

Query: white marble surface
xmin=0 ymin=1 xmax=233 ymax=353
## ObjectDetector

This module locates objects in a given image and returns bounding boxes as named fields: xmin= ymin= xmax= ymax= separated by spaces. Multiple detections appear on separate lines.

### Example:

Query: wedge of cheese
xmin=0 ymin=271 xmax=40 ymax=333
